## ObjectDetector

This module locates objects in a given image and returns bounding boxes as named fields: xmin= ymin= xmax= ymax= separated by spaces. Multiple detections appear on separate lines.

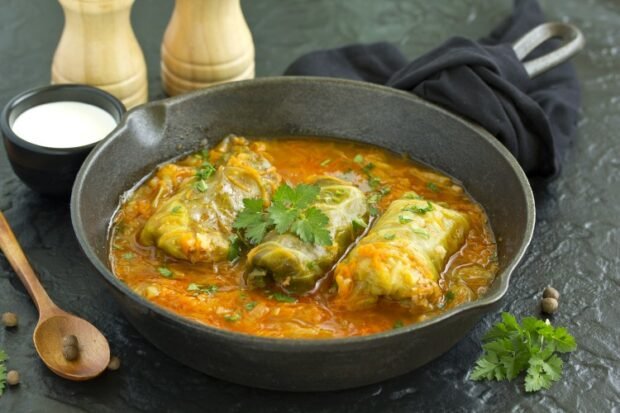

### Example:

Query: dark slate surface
xmin=0 ymin=1 xmax=618 ymax=412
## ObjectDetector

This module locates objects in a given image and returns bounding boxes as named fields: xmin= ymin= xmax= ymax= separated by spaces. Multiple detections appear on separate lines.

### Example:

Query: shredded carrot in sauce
xmin=110 ymin=138 xmax=499 ymax=338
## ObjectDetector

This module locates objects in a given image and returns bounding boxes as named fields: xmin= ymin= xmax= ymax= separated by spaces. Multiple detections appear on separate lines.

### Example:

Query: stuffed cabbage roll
xmin=334 ymin=194 xmax=470 ymax=310
xmin=245 ymin=176 xmax=368 ymax=293
xmin=139 ymin=136 xmax=281 ymax=262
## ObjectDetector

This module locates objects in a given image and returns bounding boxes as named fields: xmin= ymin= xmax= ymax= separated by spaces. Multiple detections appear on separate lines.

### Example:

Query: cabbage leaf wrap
xmin=139 ymin=136 xmax=281 ymax=262
xmin=245 ymin=176 xmax=368 ymax=293
xmin=334 ymin=195 xmax=470 ymax=310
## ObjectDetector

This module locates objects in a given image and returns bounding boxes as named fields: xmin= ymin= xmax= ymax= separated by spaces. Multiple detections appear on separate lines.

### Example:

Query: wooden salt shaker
xmin=161 ymin=0 xmax=255 ymax=96
xmin=51 ymin=0 xmax=148 ymax=109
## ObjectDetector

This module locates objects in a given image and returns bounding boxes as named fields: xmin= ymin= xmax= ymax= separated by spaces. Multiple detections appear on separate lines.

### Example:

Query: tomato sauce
xmin=109 ymin=138 xmax=498 ymax=338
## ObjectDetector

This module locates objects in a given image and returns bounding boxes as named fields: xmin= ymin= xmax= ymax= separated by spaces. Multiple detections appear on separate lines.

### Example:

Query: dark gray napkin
xmin=284 ymin=0 xmax=580 ymax=179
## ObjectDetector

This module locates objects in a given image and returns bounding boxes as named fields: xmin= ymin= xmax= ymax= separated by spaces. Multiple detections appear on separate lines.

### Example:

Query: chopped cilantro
xmin=194 ymin=179 xmax=208 ymax=192
xmin=187 ymin=283 xmax=218 ymax=295
xmin=244 ymin=301 xmax=257 ymax=311
xmin=403 ymin=192 xmax=423 ymax=200
xmin=353 ymin=154 xmax=364 ymax=164
xmin=402 ymin=202 xmax=434 ymax=215
xmin=379 ymin=186 xmax=391 ymax=196
xmin=271 ymin=292 xmax=297 ymax=303
xmin=445 ymin=290 xmax=455 ymax=301
xmin=362 ymin=162 xmax=375 ymax=174
xmin=157 ymin=267 xmax=173 ymax=278
xmin=196 ymin=162 xmax=216 ymax=180
xmin=223 ymin=313 xmax=241 ymax=322
xmin=411 ymin=228 xmax=430 ymax=239
xmin=122 ymin=252 xmax=135 ymax=260
xmin=320 ymin=159 xmax=332 ymax=167
xmin=470 ymin=313 xmax=576 ymax=392
xmin=171 ymin=205 xmax=182 ymax=214
xmin=398 ymin=215 xmax=412 ymax=224
xmin=393 ymin=320 xmax=404 ymax=329
xmin=368 ymin=176 xmax=382 ymax=188
xmin=426 ymin=182 xmax=440 ymax=193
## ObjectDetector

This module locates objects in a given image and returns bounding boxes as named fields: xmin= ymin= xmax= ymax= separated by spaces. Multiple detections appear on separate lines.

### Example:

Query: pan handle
xmin=512 ymin=22 xmax=585 ymax=78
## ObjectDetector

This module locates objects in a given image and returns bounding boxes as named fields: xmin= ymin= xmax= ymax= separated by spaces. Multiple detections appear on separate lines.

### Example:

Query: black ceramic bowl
xmin=1 ymin=84 xmax=125 ymax=196
xmin=71 ymin=77 xmax=535 ymax=391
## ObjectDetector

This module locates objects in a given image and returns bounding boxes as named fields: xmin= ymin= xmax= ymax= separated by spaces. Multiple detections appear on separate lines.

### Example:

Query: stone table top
xmin=0 ymin=1 xmax=618 ymax=412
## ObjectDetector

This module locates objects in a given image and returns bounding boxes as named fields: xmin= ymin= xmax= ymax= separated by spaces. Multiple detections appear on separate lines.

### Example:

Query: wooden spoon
xmin=0 ymin=211 xmax=110 ymax=380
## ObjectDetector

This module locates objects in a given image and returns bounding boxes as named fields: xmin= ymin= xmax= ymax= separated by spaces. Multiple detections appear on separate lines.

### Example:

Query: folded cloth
xmin=284 ymin=0 xmax=580 ymax=179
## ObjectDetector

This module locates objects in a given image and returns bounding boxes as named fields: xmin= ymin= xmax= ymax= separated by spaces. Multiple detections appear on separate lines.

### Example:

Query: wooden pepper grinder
xmin=51 ymin=0 xmax=148 ymax=109
xmin=161 ymin=0 xmax=255 ymax=96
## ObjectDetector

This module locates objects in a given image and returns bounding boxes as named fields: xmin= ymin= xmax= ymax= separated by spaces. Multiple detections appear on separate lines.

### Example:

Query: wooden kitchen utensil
xmin=161 ymin=0 xmax=255 ymax=96
xmin=0 ymin=212 xmax=110 ymax=381
xmin=51 ymin=0 xmax=148 ymax=109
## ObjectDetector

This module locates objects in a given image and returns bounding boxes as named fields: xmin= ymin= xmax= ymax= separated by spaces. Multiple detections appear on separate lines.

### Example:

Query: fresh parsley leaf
xmin=320 ymin=159 xmax=332 ymax=167
xmin=171 ymin=205 xmax=182 ymax=214
xmin=292 ymin=184 xmax=320 ymax=209
xmin=271 ymin=292 xmax=297 ymax=303
xmin=353 ymin=154 xmax=364 ymax=164
xmin=291 ymin=207 xmax=332 ymax=246
xmin=426 ymin=182 xmax=440 ymax=192
xmin=393 ymin=320 xmax=404 ymax=329
xmin=268 ymin=201 xmax=298 ymax=234
xmin=234 ymin=184 xmax=332 ymax=246
xmin=244 ymin=301 xmax=257 ymax=311
xmin=122 ymin=252 xmax=135 ymax=260
xmin=233 ymin=198 xmax=269 ymax=244
xmin=402 ymin=202 xmax=434 ymax=215
xmin=470 ymin=312 xmax=576 ymax=393
xmin=158 ymin=267 xmax=173 ymax=278
xmin=445 ymin=290 xmax=455 ymax=301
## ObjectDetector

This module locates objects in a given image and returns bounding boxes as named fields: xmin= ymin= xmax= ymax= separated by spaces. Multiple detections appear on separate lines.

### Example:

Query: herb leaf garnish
xmin=470 ymin=312 xmax=576 ymax=392
xmin=234 ymin=184 xmax=332 ymax=246
xmin=402 ymin=202 xmax=434 ymax=215
xmin=157 ymin=267 xmax=173 ymax=278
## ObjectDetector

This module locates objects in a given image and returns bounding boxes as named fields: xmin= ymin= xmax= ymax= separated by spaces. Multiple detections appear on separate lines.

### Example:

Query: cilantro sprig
xmin=470 ymin=312 xmax=576 ymax=392
xmin=0 ymin=349 xmax=7 ymax=397
xmin=233 ymin=184 xmax=332 ymax=246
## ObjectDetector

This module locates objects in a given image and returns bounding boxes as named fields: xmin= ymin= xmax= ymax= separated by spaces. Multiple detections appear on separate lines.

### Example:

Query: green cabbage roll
xmin=334 ymin=194 xmax=470 ymax=311
xmin=245 ymin=176 xmax=368 ymax=293
xmin=139 ymin=136 xmax=281 ymax=262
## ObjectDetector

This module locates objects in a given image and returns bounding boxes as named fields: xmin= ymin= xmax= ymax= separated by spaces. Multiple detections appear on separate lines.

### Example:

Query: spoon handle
xmin=0 ymin=211 xmax=57 ymax=315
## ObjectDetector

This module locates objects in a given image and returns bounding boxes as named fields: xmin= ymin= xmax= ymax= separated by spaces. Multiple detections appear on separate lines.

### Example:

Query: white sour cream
xmin=12 ymin=101 xmax=117 ymax=148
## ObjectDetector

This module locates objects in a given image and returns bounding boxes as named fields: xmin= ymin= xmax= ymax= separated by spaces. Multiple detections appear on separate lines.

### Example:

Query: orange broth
xmin=109 ymin=138 xmax=498 ymax=338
